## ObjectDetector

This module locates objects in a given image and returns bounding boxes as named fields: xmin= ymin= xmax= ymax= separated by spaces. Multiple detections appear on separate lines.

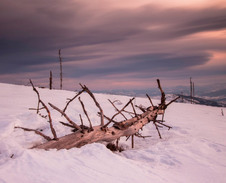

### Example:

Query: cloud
xmin=0 ymin=0 xmax=226 ymax=90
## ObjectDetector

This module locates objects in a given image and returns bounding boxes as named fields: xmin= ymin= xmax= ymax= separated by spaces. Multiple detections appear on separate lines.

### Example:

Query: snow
xmin=0 ymin=83 xmax=226 ymax=183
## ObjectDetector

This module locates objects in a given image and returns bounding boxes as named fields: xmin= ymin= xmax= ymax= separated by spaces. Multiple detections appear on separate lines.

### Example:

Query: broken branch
xmin=48 ymin=102 xmax=82 ymax=132
xmin=15 ymin=126 xmax=52 ymax=141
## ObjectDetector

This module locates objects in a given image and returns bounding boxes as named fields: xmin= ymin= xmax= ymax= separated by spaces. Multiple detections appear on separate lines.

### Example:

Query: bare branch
xmin=48 ymin=102 xmax=82 ymax=132
xmin=130 ymin=102 xmax=138 ymax=118
xmin=63 ymin=89 xmax=85 ymax=113
xmin=78 ymin=97 xmax=93 ymax=130
xmin=152 ymin=115 xmax=162 ymax=139
xmin=135 ymin=132 xmax=152 ymax=139
xmin=80 ymin=84 xmax=104 ymax=126
xmin=155 ymin=121 xmax=172 ymax=130
xmin=98 ymin=112 xmax=118 ymax=123
xmin=79 ymin=114 xmax=85 ymax=133
xmin=157 ymin=79 xmax=166 ymax=109
xmin=166 ymin=96 xmax=180 ymax=107
xmin=103 ymin=97 xmax=135 ymax=128
xmin=39 ymin=100 xmax=57 ymax=140
xmin=135 ymin=105 xmax=146 ymax=112
xmin=29 ymin=79 xmax=40 ymax=114
xmin=30 ymin=79 xmax=57 ymax=139
xmin=146 ymin=94 xmax=154 ymax=107
xmin=108 ymin=99 xmax=127 ymax=120
xmin=59 ymin=49 xmax=63 ymax=90
xmin=15 ymin=126 xmax=52 ymax=141
xmin=59 ymin=121 xmax=75 ymax=128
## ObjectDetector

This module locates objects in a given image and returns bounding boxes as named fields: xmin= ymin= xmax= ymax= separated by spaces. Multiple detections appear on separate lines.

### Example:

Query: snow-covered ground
xmin=0 ymin=83 xmax=225 ymax=183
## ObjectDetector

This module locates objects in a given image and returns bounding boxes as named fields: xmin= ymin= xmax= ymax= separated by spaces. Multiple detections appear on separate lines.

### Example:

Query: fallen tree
xmin=15 ymin=79 xmax=179 ymax=151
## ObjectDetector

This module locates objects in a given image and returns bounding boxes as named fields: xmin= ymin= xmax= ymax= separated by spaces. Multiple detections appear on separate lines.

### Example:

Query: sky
xmin=0 ymin=0 xmax=226 ymax=92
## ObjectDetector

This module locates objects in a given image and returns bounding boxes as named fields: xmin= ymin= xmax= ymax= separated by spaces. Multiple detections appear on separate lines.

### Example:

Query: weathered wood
xmin=49 ymin=70 xmax=52 ymax=90
xmin=103 ymin=97 xmax=135 ymax=128
xmin=80 ymin=84 xmax=104 ymax=126
xmin=15 ymin=126 xmax=52 ymax=141
xmin=59 ymin=49 xmax=63 ymax=90
xmin=30 ymin=79 xmax=40 ymax=114
xmin=18 ymin=79 xmax=180 ymax=151
xmin=49 ymin=102 xmax=82 ymax=132
xmin=108 ymin=99 xmax=127 ymax=120
xmin=146 ymin=94 xmax=154 ymax=107
xmin=63 ymin=89 xmax=85 ymax=113
xmin=34 ymin=106 xmax=159 ymax=150
xmin=78 ymin=97 xmax=93 ymax=130
xmin=30 ymin=79 xmax=57 ymax=140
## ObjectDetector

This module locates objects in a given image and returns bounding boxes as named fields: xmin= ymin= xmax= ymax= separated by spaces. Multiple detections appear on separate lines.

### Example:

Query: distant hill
xmin=177 ymin=94 xmax=225 ymax=107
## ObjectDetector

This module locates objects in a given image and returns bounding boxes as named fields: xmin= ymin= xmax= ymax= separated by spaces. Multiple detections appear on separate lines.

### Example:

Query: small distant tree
xmin=190 ymin=77 xmax=195 ymax=104
xmin=49 ymin=70 xmax=53 ymax=90
xmin=59 ymin=49 xmax=63 ymax=90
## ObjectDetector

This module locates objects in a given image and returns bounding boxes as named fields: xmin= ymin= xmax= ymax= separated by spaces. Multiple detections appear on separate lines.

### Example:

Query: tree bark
xmin=17 ymin=79 xmax=179 ymax=151
xmin=34 ymin=107 xmax=159 ymax=150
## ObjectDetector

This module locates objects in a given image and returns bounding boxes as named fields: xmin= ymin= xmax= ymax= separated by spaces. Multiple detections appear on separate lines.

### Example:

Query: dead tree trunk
xmin=59 ymin=49 xmax=63 ymax=90
xmin=49 ymin=70 xmax=52 ymax=90
xmin=16 ymin=79 xmax=179 ymax=151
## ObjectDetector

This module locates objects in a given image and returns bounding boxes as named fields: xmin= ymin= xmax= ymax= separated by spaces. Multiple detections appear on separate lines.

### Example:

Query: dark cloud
xmin=0 ymin=0 xmax=226 ymax=89
xmin=67 ymin=53 xmax=211 ymax=78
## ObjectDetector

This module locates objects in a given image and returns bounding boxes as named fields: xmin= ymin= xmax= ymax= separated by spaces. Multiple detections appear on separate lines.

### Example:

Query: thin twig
xmin=40 ymin=100 xmax=57 ymax=140
xmin=157 ymin=79 xmax=166 ymax=109
xmin=135 ymin=105 xmax=146 ymax=112
xmin=131 ymin=102 xmax=138 ymax=118
xmin=80 ymin=84 xmax=104 ymax=126
xmin=108 ymin=99 xmax=127 ymax=120
xmin=29 ymin=79 xmax=40 ymax=114
xmin=135 ymin=132 xmax=152 ymax=139
xmin=146 ymin=94 xmax=154 ymax=107
xmin=59 ymin=121 xmax=75 ymax=128
xmin=49 ymin=102 xmax=82 ymax=131
xmin=98 ymin=112 xmax=118 ymax=123
xmin=102 ymin=97 xmax=135 ymax=128
xmin=79 ymin=114 xmax=84 ymax=133
xmin=15 ymin=126 xmax=52 ymax=141
xmin=78 ymin=97 xmax=93 ymax=130
xmin=63 ymin=89 xmax=85 ymax=113
xmin=30 ymin=79 xmax=57 ymax=140
xmin=166 ymin=96 xmax=180 ymax=107
xmin=155 ymin=121 xmax=172 ymax=130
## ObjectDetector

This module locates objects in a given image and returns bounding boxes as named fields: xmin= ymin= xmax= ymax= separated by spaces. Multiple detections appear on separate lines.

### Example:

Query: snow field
xmin=0 ymin=83 xmax=225 ymax=183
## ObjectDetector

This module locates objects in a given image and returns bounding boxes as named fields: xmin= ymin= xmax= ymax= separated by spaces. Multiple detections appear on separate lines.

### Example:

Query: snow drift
xmin=0 ymin=83 xmax=225 ymax=183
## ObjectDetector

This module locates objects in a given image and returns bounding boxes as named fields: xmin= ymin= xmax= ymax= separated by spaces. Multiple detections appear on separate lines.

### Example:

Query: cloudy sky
xmin=1 ymin=0 xmax=226 ymax=91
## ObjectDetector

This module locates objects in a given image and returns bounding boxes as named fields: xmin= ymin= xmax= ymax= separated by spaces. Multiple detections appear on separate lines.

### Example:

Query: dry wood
xmin=157 ymin=79 xmax=166 ymax=109
xmin=78 ymin=97 xmax=93 ymax=130
xmin=63 ymin=89 xmax=85 ymax=113
xmin=40 ymin=100 xmax=58 ymax=140
xmin=49 ymin=70 xmax=52 ymax=90
xmin=103 ymin=97 xmax=135 ymax=128
xmin=146 ymin=94 xmax=154 ymax=107
xmin=48 ymin=102 xmax=82 ymax=131
xmin=80 ymin=84 xmax=104 ymax=126
xmin=18 ymin=79 xmax=180 ymax=151
xmin=108 ymin=99 xmax=127 ymax=120
xmin=166 ymin=96 xmax=180 ymax=107
xmin=130 ymin=102 xmax=138 ymax=118
xmin=29 ymin=80 xmax=57 ymax=140
xmin=15 ymin=126 xmax=52 ymax=141
xmin=135 ymin=132 xmax=151 ymax=139
xmin=98 ymin=112 xmax=118 ymax=123
xmin=59 ymin=49 xmax=63 ymax=90
xmin=135 ymin=105 xmax=146 ymax=112
xmin=59 ymin=121 xmax=75 ymax=128
xmin=34 ymin=106 xmax=160 ymax=150
xmin=30 ymin=79 xmax=40 ymax=114
xmin=131 ymin=135 xmax=134 ymax=148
